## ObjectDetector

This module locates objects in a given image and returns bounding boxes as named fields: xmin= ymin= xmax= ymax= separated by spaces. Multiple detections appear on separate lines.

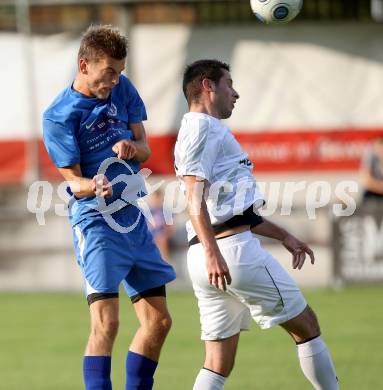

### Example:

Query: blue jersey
xmin=43 ymin=75 xmax=147 ymax=227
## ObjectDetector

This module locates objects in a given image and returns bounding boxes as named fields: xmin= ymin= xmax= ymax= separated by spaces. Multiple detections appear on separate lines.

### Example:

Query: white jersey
xmin=174 ymin=112 xmax=264 ymax=240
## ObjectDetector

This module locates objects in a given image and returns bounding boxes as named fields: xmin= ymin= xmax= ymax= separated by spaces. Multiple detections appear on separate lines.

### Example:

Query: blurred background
xmin=0 ymin=1 xmax=383 ymax=389
xmin=0 ymin=0 xmax=382 ymax=290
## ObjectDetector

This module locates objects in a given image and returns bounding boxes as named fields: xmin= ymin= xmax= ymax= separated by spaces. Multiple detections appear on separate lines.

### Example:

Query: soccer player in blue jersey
xmin=43 ymin=25 xmax=176 ymax=390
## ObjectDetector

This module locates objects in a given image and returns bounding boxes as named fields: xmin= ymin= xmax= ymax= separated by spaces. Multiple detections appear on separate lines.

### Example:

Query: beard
xmin=220 ymin=107 xmax=233 ymax=119
xmin=216 ymin=96 xmax=234 ymax=119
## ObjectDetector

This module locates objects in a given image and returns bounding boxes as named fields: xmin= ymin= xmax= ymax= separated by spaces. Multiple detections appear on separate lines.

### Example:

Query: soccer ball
xmin=250 ymin=0 xmax=303 ymax=24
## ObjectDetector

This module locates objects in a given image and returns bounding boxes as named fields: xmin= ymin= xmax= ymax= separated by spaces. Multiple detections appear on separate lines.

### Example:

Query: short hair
xmin=183 ymin=59 xmax=230 ymax=104
xmin=78 ymin=24 xmax=128 ymax=63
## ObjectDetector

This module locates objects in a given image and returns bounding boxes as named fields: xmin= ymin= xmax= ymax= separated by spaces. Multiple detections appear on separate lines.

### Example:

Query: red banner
xmin=236 ymin=129 xmax=383 ymax=171
xmin=1 ymin=129 xmax=382 ymax=183
xmin=0 ymin=140 xmax=26 ymax=184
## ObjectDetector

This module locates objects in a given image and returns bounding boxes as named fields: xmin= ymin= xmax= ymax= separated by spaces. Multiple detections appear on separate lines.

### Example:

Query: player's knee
xmin=205 ymin=358 xmax=235 ymax=378
xmin=156 ymin=313 xmax=172 ymax=337
xmin=93 ymin=318 xmax=120 ymax=341
xmin=147 ymin=313 xmax=172 ymax=339
xmin=222 ymin=360 xmax=235 ymax=377
xmin=305 ymin=306 xmax=321 ymax=336
xmin=296 ymin=306 xmax=321 ymax=341
xmin=282 ymin=305 xmax=321 ymax=342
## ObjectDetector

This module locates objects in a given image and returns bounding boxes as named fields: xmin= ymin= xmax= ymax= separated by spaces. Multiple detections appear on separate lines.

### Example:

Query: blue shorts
xmin=72 ymin=206 xmax=176 ymax=298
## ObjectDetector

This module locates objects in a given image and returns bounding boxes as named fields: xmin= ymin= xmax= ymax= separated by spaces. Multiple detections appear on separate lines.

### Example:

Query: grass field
xmin=0 ymin=286 xmax=382 ymax=389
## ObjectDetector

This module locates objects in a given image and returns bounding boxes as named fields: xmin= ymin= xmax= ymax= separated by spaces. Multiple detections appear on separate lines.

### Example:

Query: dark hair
xmin=78 ymin=24 xmax=128 ymax=63
xmin=183 ymin=59 xmax=230 ymax=104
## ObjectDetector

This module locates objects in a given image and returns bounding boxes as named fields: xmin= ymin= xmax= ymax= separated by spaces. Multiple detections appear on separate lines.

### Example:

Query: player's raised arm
xmin=183 ymin=175 xmax=232 ymax=290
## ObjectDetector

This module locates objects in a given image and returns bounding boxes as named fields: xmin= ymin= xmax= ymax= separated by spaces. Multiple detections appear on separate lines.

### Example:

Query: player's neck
xmin=72 ymin=74 xmax=93 ymax=97
xmin=189 ymin=102 xmax=221 ymax=120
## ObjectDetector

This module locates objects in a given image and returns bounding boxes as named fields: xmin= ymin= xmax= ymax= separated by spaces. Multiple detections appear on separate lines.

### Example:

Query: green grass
xmin=0 ymin=287 xmax=382 ymax=389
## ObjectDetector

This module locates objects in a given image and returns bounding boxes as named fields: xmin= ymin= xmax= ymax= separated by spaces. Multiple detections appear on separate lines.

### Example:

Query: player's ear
xmin=201 ymin=78 xmax=215 ymax=92
xmin=78 ymin=58 xmax=89 ymax=75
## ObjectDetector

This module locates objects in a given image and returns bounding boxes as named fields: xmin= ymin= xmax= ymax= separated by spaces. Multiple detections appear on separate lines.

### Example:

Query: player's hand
xmin=205 ymin=252 xmax=232 ymax=291
xmin=91 ymin=174 xmax=113 ymax=198
xmin=282 ymin=234 xmax=315 ymax=270
xmin=112 ymin=139 xmax=137 ymax=160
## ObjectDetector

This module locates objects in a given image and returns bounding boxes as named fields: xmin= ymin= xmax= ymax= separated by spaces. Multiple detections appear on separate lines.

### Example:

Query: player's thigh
xmin=72 ymin=218 xmax=133 ymax=295
xmin=123 ymin=218 xmax=176 ymax=298
xmin=215 ymin=232 xmax=307 ymax=330
xmin=187 ymin=242 xmax=252 ymax=341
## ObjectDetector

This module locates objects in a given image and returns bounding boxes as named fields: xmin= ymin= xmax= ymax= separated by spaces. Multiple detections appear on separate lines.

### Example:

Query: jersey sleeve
xmin=43 ymin=119 xmax=80 ymax=168
xmin=121 ymin=76 xmax=148 ymax=123
xmin=175 ymin=118 xmax=219 ymax=182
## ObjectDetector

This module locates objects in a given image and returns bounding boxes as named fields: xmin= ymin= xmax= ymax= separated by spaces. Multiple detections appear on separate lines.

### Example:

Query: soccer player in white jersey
xmin=174 ymin=59 xmax=339 ymax=390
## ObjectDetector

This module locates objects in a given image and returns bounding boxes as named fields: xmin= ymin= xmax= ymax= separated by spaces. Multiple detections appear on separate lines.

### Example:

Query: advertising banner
xmin=333 ymin=205 xmax=383 ymax=283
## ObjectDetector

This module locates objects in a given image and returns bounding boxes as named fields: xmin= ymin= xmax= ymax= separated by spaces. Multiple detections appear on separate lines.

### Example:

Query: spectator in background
xmin=147 ymin=189 xmax=173 ymax=261
xmin=361 ymin=137 xmax=383 ymax=202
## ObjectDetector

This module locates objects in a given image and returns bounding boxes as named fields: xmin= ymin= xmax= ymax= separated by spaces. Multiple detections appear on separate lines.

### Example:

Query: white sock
xmin=193 ymin=368 xmax=226 ymax=390
xmin=297 ymin=336 xmax=339 ymax=390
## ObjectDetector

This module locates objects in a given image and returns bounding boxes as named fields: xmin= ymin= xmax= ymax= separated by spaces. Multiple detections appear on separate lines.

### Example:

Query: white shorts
xmin=187 ymin=231 xmax=307 ymax=341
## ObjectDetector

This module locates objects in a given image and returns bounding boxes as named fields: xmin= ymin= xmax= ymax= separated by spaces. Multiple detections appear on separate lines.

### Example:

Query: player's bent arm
xmin=251 ymin=218 xmax=289 ymax=242
xmin=57 ymin=165 xmax=112 ymax=198
xmin=252 ymin=218 xmax=315 ymax=270
xmin=129 ymin=122 xmax=151 ymax=162
xmin=183 ymin=175 xmax=232 ymax=289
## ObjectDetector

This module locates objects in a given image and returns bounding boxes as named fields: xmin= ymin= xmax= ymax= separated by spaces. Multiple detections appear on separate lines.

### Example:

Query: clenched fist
xmin=112 ymin=139 xmax=137 ymax=160
xmin=91 ymin=174 xmax=113 ymax=198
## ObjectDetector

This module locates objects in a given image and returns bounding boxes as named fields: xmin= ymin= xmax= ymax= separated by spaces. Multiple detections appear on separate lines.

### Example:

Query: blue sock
xmin=125 ymin=351 xmax=158 ymax=390
xmin=83 ymin=356 xmax=112 ymax=390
